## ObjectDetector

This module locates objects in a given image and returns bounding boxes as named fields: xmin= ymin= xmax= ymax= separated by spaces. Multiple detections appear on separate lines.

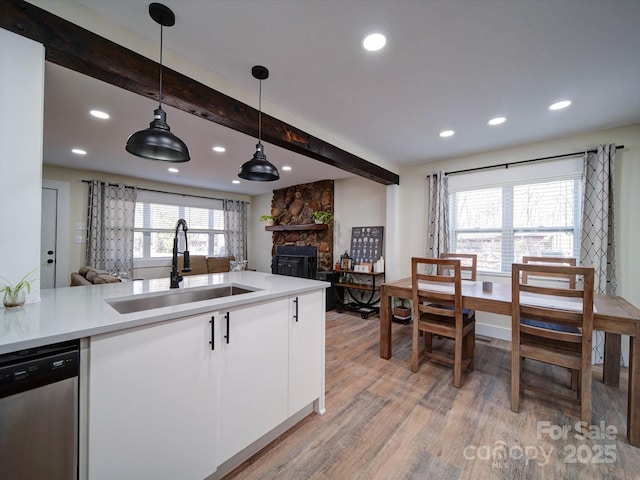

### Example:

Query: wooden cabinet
xmin=216 ymin=298 xmax=289 ymax=464
xmin=89 ymin=313 xmax=218 ymax=480
xmin=288 ymin=291 xmax=325 ymax=416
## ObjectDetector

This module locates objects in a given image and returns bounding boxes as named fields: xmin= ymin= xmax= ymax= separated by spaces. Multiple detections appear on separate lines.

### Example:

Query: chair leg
xmin=571 ymin=369 xmax=579 ymax=394
xmin=411 ymin=324 xmax=420 ymax=373
xmin=453 ymin=331 xmax=463 ymax=388
xmin=581 ymin=367 xmax=592 ymax=425
xmin=511 ymin=352 xmax=521 ymax=413
xmin=465 ymin=326 xmax=475 ymax=371
xmin=424 ymin=332 xmax=433 ymax=353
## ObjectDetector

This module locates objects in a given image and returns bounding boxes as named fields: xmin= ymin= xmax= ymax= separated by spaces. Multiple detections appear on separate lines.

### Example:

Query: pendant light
xmin=238 ymin=66 xmax=280 ymax=181
xmin=126 ymin=3 xmax=190 ymax=162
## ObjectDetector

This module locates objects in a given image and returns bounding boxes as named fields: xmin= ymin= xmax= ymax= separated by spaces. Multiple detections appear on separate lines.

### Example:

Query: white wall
xmin=334 ymin=176 xmax=387 ymax=259
xmin=249 ymin=192 xmax=274 ymax=273
xmin=395 ymin=123 xmax=640 ymax=356
xmin=0 ymin=30 xmax=45 ymax=304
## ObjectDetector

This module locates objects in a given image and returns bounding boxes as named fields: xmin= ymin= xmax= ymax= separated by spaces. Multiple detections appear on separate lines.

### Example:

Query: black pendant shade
xmin=126 ymin=3 xmax=190 ymax=162
xmin=238 ymin=65 xmax=280 ymax=181
xmin=126 ymin=108 xmax=190 ymax=162
xmin=238 ymin=142 xmax=280 ymax=181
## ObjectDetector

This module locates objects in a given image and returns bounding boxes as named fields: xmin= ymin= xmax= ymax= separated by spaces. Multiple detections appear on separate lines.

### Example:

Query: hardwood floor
xmin=223 ymin=311 xmax=639 ymax=480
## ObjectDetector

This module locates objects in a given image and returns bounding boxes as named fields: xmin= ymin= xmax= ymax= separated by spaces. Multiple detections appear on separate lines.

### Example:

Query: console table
xmin=333 ymin=270 xmax=384 ymax=319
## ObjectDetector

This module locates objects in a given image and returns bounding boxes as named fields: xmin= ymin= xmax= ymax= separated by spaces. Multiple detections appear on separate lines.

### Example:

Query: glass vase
xmin=3 ymin=289 xmax=26 ymax=308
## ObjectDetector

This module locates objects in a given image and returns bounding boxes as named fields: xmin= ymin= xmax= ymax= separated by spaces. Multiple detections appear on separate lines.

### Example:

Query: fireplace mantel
xmin=265 ymin=223 xmax=328 ymax=232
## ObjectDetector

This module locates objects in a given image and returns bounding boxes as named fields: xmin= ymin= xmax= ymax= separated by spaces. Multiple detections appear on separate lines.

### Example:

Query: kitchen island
xmin=1 ymin=271 xmax=328 ymax=480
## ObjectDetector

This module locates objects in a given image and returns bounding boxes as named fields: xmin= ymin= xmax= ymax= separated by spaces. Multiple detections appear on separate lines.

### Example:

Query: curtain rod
xmin=81 ymin=180 xmax=250 ymax=204
xmin=440 ymin=145 xmax=625 ymax=176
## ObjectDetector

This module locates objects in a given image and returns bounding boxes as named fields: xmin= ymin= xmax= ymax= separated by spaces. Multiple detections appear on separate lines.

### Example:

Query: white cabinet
xmin=288 ymin=291 xmax=325 ymax=416
xmin=88 ymin=313 xmax=218 ymax=480
xmin=216 ymin=298 xmax=290 ymax=464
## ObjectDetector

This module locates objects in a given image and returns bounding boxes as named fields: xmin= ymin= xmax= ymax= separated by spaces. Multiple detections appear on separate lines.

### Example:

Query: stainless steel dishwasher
xmin=0 ymin=339 xmax=79 ymax=480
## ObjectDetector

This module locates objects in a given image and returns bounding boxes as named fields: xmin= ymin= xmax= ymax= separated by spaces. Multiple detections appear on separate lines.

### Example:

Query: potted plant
xmin=1 ymin=268 xmax=37 ymax=308
xmin=312 ymin=211 xmax=334 ymax=224
xmin=259 ymin=215 xmax=277 ymax=227
xmin=393 ymin=298 xmax=412 ymax=320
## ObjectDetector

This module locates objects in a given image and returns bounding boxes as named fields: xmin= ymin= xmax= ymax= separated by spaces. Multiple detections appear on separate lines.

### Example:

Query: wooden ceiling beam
xmin=1 ymin=0 xmax=399 ymax=186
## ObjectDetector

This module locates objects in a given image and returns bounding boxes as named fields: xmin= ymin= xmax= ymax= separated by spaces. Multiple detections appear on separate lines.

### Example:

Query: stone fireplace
xmin=269 ymin=180 xmax=334 ymax=272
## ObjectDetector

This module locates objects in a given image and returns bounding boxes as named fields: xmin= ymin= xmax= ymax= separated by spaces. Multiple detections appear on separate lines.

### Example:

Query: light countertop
xmin=0 ymin=271 xmax=328 ymax=354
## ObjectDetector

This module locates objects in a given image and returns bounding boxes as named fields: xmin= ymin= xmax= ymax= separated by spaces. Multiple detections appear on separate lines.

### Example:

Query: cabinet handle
xmin=209 ymin=316 xmax=215 ymax=350
xmin=293 ymin=297 xmax=299 ymax=322
xmin=224 ymin=312 xmax=230 ymax=344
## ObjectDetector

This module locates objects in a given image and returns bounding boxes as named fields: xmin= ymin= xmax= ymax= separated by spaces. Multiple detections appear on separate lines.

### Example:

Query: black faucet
xmin=170 ymin=218 xmax=191 ymax=288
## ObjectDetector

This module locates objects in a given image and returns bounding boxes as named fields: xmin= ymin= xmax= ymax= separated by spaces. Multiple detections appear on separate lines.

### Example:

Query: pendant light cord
xmin=158 ymin=24 xmax=163 ymax=109
xmin=258 ymin=78 xmax=262 ymax=143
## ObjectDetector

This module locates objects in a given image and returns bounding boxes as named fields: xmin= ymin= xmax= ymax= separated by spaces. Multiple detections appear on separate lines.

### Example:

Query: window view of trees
xmin=134 ymin=203 xmax=226 ymax=260
xmin=450 ymin=179 xmax=580 ymax=272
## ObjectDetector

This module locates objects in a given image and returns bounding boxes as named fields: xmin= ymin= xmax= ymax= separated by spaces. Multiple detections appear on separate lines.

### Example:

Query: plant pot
xmin=393 ymin=306 xmax=411 ymax=318
xmin=3 ymin=289 xmax=25 ymax=308
xmin=314 ymin=219 xmax=323 ymax=224
xmin=265 ymin=219 xmax=275 ymax=227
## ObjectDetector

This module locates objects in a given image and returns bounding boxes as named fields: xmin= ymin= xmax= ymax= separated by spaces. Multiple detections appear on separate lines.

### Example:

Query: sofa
xmin=70 ymin=266 xmax=122 ymax=286
xmin=177 ymin=255 xmax=237 ymax=275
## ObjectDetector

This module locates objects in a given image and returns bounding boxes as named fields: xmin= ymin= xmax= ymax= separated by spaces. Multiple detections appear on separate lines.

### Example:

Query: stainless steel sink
xmin=107 ymin=286 xmax=255 ymax=314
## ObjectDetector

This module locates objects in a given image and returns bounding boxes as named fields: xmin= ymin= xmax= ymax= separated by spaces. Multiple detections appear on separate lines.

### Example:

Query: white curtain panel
xmin=580 ymin=144 xmax=617 ymax=365
xmin=426 ymin=171 xmax=450 ymax=260
xmin=224 ymin=199 xmax=248 ymax=262
xmin=86 ymin=180 xmax=137 ymax=276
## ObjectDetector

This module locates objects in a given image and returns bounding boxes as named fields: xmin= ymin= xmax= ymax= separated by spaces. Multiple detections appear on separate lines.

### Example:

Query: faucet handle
xmin=182 ymin=250 xmax=192 ymax=272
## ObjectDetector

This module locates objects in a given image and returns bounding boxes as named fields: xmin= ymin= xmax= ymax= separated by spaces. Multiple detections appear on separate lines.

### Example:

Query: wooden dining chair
xmin=522 ymin=256 xmax=577 ymax=289
xmin=439 ymin=253 xmax=478 ymax=281
xmin=411 ymin=257 xmax=475 ymax=388
xmin=511 ymin=263 xmax=594 ymax=423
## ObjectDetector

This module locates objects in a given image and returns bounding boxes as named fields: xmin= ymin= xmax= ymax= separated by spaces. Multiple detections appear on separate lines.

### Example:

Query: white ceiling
xmin=43 ymin=0 xmax=640 ymax=196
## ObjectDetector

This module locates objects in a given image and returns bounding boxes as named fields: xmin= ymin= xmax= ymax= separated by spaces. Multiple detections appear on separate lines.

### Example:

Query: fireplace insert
xmin=272 ymin=246 xmax=317 ymax=279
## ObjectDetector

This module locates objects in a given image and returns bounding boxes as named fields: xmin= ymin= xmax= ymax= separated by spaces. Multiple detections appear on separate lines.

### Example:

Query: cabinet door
xmin=289 ymin=291 xmax=325 ymax=415
xmin=89 ymin=313 xmax=218 ymax=480
xmin=217 ymin=298 xmax=289 ymax=464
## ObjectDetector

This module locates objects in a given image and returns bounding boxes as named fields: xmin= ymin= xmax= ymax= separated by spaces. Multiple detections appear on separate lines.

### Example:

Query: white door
xmin=217 ymin=299 xmax=289 ymax=464
xmin=40 ymin=187 xmax=57 ymax=288
xmin=289 ymin=291 xmax=324 ymax=415
xmin=89 ymin=314 xmax=219 ymax=480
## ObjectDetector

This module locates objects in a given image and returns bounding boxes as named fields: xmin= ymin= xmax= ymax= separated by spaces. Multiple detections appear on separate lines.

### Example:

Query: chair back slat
xmin=412 ymin=257 xmax=462 ymax=321
xmin=522 ymin=256 xmax=577 ymax=289
xmin=439 ymin=253 xmax=477 ymax=281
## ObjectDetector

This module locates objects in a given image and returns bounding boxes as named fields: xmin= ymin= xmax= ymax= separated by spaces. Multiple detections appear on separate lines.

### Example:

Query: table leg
xmin=603 ymin=332 xmax=621 ymax=387
xmin=628 ymin=334 xmax=640 ymax=447
xmin=380 ymin=286 xmax=392 ymax=359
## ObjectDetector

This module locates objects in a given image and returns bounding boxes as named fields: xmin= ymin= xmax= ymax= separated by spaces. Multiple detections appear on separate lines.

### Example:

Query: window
xmin=133 ymin=192 xmax=226 ymax=264
xmin=448 ymin=160 xmax=582 ymax=273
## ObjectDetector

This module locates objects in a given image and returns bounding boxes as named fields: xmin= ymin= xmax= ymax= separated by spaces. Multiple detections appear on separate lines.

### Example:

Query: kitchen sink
xmin=107 ymin=285 xmax=256 ymax=314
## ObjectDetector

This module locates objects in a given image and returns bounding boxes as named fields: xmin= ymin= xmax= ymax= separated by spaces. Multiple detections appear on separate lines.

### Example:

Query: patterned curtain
xmin=580 ymin=144 xmax=617 ymax=365
xmin=426 ymin=171 xmax=450 ymax=258
xmin=224 ymin=199 xmax=248 ymax=261
xmin=580 ymin=144 xmax=617 ymax=295
xmin=86 ymin=180 xmax=137 ymax=276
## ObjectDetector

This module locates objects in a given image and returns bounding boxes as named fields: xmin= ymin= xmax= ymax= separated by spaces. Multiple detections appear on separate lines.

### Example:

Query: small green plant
xmin=312 ymin=211 xmax=334 ymax=224
xmin=259 ymin=215 xmax=276 ymax=222
xmin=1 ymin=268 xmax=37 ymax=307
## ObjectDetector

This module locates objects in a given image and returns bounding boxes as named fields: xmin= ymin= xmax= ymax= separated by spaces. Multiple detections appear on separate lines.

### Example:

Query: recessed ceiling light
xmin=168 ymin=167 xmax=179 ymax=173
xmin=71 ymin=148 xmax=87 ymax=155
xmin=439 ymin=130 xmax=455 ymax=138
xmin=488 ymin=117 xmax=506 ymax=126
xmin=362 ymin=33 xmax=386 ymax=52
xmin=232 ymin=180 xmax=240 ymax=184
xmin=549 ymin=100 xmax=571 ymax=110
xmin=212 ymin=146 xmax=226 ymax=153
xmin=282 ymin=165 xmax=292 ymax=171
xmin=90 ymin=109 xmax=110 ymax=119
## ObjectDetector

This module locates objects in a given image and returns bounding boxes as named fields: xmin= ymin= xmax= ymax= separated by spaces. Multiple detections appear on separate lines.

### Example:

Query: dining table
xmin=379 ymin=277 xmax=640 ymax=447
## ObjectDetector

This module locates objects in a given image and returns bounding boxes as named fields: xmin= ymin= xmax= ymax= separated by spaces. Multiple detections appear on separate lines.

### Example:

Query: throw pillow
xmin=230 ymin=260 xmax=248 ymax=272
